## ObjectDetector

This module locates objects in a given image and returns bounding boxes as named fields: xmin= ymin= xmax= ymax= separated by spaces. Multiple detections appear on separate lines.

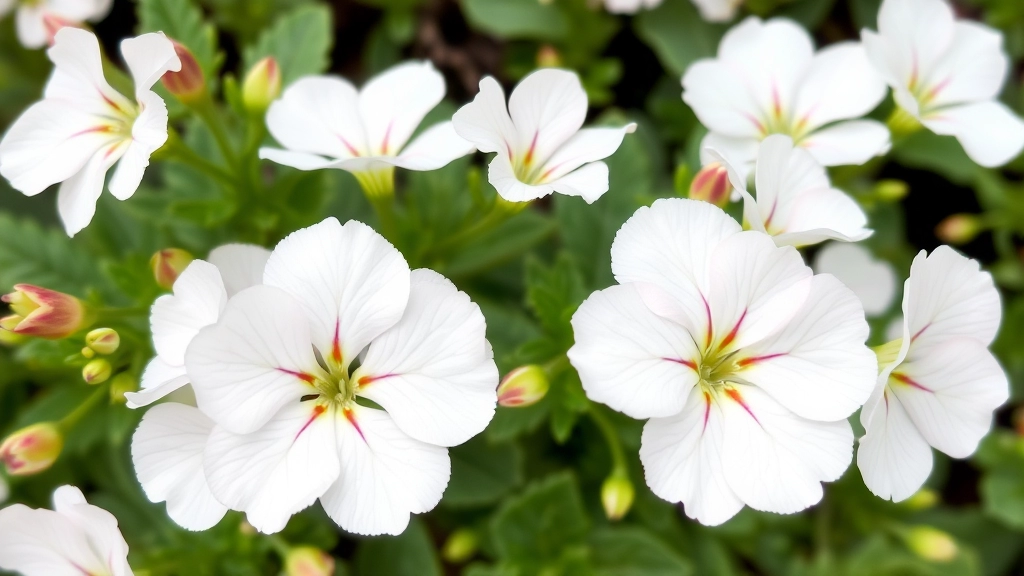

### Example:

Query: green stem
xmin=367 ymin=193 xmax=400 ymax=244
xmin=193 ymin=97 xmax=238 ymax=167
xmin=162 ymin=133 xmax=236 ymax=187
xmin=589 ymin=403 xmax=627 ymax=475
xmin=58 ymin=384 xmax=109 ymax=432
xmin=430 ymin=198 xmax=528 ymax=256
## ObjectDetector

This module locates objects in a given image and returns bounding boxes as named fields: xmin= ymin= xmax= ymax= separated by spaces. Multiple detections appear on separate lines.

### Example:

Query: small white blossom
xmin=603 ymin=0 xmax=662 ymax=14
xmin=0 ymin=0 xmax=111 ymax=49
xmin=453 ymin=68 xmax=635 ymax=204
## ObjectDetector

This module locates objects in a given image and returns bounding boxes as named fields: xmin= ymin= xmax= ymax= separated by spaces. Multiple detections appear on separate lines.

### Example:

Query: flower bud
xmin=873 ymin=179 xmax=908 ymax=203
xmin=162 ymin=41 xmax=206 ymax=103
xmin=936 ymin=214 xmax=984 ymax=245
xmin=442 ymin=528 xmax=479 ymax=564
xmin=537 ymin=45 xmax=562 ymax=68
xmin=601 ymin=473 xmax=634 ymax=521
xmin=689 ymin=162 xmax=732 ymax=208
xmin=82 ymin=359 xmax=112 ymax=385
xmin=901 ymin=488 xmax=939 ymax=511
xmin=0 ymin=321 xmax=27 ymax=346
xmin=109 ymin=373 xmax=138 ymax=404
xmin=0 ymin=422 xmax=63 ymax=476
xmin=242 ymin=57 xmax=282 ymax=116
xmin=497 ymin=365 xmax=549 ymax=407
xmin=284 ymin=546 xmax=335 ymax=576
xmin=1 ymin=285 xmax=87 ymax=339
xmin=905 ymin=526 xmax=958 ymax=563
xmin=85 ymin=328 xmax=120 ymax=355
xmin=42 ymin=13 xmax=84 ymax=46
xmin=150 ymin=248 xmax=194 ymax=290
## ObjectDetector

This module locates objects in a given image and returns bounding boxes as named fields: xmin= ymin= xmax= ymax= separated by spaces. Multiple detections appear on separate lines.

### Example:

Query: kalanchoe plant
xmin=0 ymin=0 xmax=1023 ymax=574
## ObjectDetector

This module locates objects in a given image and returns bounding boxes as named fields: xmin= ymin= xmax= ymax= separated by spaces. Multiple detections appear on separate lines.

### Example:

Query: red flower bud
xmin=1 ymin=422 xmax=63 ymax=476
xmin=162 ymin=41 xmax=206 ymax=103
xmin=284 ymin=546 xmax=335 ymax=576
xmin=150 ymin=248 xmax=194 ymax=290
xmin=689 ymin=162 xmax=733 ymax=208
xmin=1 ymin=284 xmax=87 ymax=339
xmin=497 ymin=365 xmax=549 ymax=407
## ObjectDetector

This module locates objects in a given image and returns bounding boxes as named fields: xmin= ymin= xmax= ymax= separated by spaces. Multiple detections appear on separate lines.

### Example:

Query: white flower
xmin=0 ymin=28 xmax=180 ymax=237
xmin=690 ymin=0 xmax=742 ymax=21
xmin=683 ymin=17 xmax=889 ymax=179
xmin=0 ymin=0 xmax=111 ymax=49
xmin=184 ymin=217 xmax=498 ymax=535
xmin=568 ymin=198 xmax=876 ymax=526
xmin=259 ymin=61 xmax=474 ymax=195
xmin=709 ymin=134 xmax=872 ymax=247
xmin=604 ymin=0 xmax=662 ymax=14
xmin=127 ymin=244 xmax=269 ymax=532
xmin=452 ymin=68 xmax=636 ymax=204
xmin=861 ymin=0 xmax=1024 ymax=167
xmin=0 ymin=485 xmax=132 ymax=576
xmin=857 ymin=246 xmax=1008 ymax=502
xmin=813 ymin=242 xmax=897 ymax=317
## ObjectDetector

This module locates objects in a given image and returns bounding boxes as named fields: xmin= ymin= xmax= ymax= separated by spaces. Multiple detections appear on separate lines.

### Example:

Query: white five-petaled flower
xmin=857 ymin=246 xmax=1008 ymax=502
xmin=709 ymin=134 xmax=872 ymax=247
xmin=127 ymin=244 xmax=270 ymax=532
xmin=683 ymin=17 xmax=890 ymax=179
xmin=0 ymin=0 xmax=111 ymax=49
xmin=0 ymin=28 xmax=180 ymax=237
xmin=452 ymin=68 xmax=636 ymax=204
xmin=568 ymin=199 xmax=876 ymax=526
xmin=259 ymin=61 xmax=475 ymax=195
xmin=183 ymin=217 xmax=498 ymax=536
xmin=862 ymin=0 xmax=1024 ymax=167
xmin=0 ymin=485 xmax=132 ymax=576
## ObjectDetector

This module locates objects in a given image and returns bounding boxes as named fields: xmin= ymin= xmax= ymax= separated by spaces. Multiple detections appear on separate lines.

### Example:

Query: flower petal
xmin=611 ymin=198 xmax=742 ymax=332
xmin=107 ymin=92 xmax=168 ymax=201
xmin=569 ymin=283 xmax=700 ymax=419
xmin=258 ymin=148 xmax=338 ymax=171
xmin=548 ymin=161 xmax=609 ymax=204
xmin=204 ymin=402 xmax=340 ymax=534
xmin=902 ymin=246 xmax=1001 ymax=348
xmin=50 ymin=486 xmax=131 ymax=576
xmin=721 ymin=385 xmax=853 ymax=514
xmin=354 ymin=269 xmax=498 ymax=447
xmin=507 ymin=68 xmax=588 ymax=164
xmin=856 ymin=387 xmax=934 ymax=502
xmin=928 ymin=21 xmax=1009 ymax=108
xmin=46 ymin=28 xmax=131 ymax=114
xmin=56 ymin=148 xmax=119 ymax=237
xmin=120 ymin=32 xmax=180 ymax=94
xmin=682 ymin=59 xmax=763 ymax=139
xmin=15 ymin=5 xmax=47 ymax=49
xmin=793 ymin=42 xmax=886 ymax=132
xmin=539 ymin=124 xmax=636 ymax=183
xmin=800 ymin=120 xmax=891 ymax=166
xmin=770 ymin=188 xmax=872 ymax=246
xmin=813 ymin=243 xmax=897 ymax=317
xmin=186 ymin=285 xmax=323 ymax=434
xmin=486 ymin=154 xmax=554 ymax=202
xmin=207 ymin=244 xmax=271 ymax=297
xmin=124 ymin=357 xmax=190 ymax=409
xmin=131 ymin=403 xmax=227 ymax=531
xmin=736 ymin=274 xmax=875 ymax=422
xmin=321 ymin=405 xmax=450 ymax=536
xmin=151 ymin=260 xmax=227 ymax=366
xmin=390 ymin=121 xmax=475 ymax=171
xmin=640 ymin=386 xmax=744 ymax=526
xmin=265 ymin=76 xmax=367 ymax=160
xmin=922 ymin=101 xmax=1024 ymax=168
xmin=358 ymin=61 xmax=446 ymax=156
xmin=452 ymin=76 xmax=517 ymax=155
xmin=892 ymin=338 xmax=1008 ymax=458
xmin=874 ymin=0 xmax=956 ymax=85
xmin=263 ymin=218 xmax=411 ymax=369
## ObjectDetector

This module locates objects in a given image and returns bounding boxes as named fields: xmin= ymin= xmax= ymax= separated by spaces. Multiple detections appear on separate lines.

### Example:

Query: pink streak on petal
xmin=294 ymin=405 xmax=327 ymax=442
xmin=276 ymin=367 xmax=317 ymax=385
xmin=891 ymin=372 xmax=934 ymax=393
xmin=725 ymin=387 xmax=762 ymax=428
xmin=344 ymin=409 xmax=367 ymax=443
xmin=662 ymin=357 xmax=698 ymax=371
xmin=736 ymin=352 xmax=788 ymax=368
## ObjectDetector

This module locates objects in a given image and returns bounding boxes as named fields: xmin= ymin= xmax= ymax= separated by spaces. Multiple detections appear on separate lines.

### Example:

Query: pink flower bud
xmin=935 ymin=214 xmax=984 ymax=245
xmin=243 ymin=57 xmax=282 ymax=116
xmin=162 ymin=41 xmax=206 ymax=103
xmin=85 ymin=328 xmax=120 ymax=355
xmin=497 ymin=365 xmax=549 ymax=407
xmin=0 ymin=422 xmax=63 ymax=476
xmin=689 ymin=162 xmax=733 ymax=208
xmin=601 ymin=473 xmax=634 ymax=521
xmin=150 ymin=248 xmax=194 ymax=290
xmin=284 ymin=546 xmax=335 ymax=576
xmin=82 ymin=359 xmax=112 ymax=385
xmin=1 ymin=284 xmax=87 ymax=339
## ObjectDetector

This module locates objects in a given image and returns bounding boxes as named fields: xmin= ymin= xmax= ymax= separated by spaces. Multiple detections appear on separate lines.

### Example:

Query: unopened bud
xmin=43 ymin=13 xmax=84 ymax=46
xmin=689 ymin=163 xmax=732 ymax=208
xmin=905 ymin=525 xmax=958 ymax=563
xmin=150 ymin=248 xmax=194 ymax=290
xmin=874 ymin=179 xmax=908 ymax=202
xmin=109 ymin=373 xmax=138 ymax=404
xmin=1 ymin=285 xmax=87 ymax=339
xmin=242 ymin=57 xmax=281 ymax=116
xmin=0 ymin=323 xmax=27 ymax=346
xmin=284 ymin=546 xmax=335 ymax=576
xmin=0 ymin=422 xmax=63 ymax=476
xmin=85 ymin=328 xmax=120 ymax=355
xmin=537 ymin=45 xmax=562 ymax=68
xmin=162 ymin=41 xmax=206 ymax=103
xmin=601 ymin=473 xmax=634 ymax=521
xmin=82 ymin=359 xmax=112 ymax=385
xmin=442 ymin=528 xmax=479 ymax=564
xmin=936 ymin=214 xmax=984 ymax=245
xmin=81 ymin=347 xmax=95 ymax=359
xmin=901 ymin=488 xmax=939 ymax=511
xmin=497 ymin=365 xmax=549 ymax=407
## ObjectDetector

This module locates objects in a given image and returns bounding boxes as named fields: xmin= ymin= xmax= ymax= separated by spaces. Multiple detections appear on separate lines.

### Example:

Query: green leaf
xmin=491 ymin=472 xmax=589 ymax=565
xmin=445 ymin=210 xmax=556 ymax=278
xmin=243 ymin=4 xmax=333 ymax=87
xmin=443 ymin=435 xmax=524 ymax=508
xmin=461 ymin=0 xmax=568 ymax=40
xmin=524 ymin=253 xmax=586 ymax=342
xmin=892 ymin=131 xmax=979 ymax=186
xmin=486 ymin=401 xmax=551 ymax=443
xmin=354 ymin=518 xmax=442 ymax=576
xmin=634 ymin=0 xmax=723 ymax=77
xmin=976 ymin=432 xmax=1024 ymax=530
xmin=137 ymin=0 xmax=221 ymax=76
xmin=589 ymin=527 xmax=693 ymax=576
xmin=549 ymin=369 xmax=589 ymax=444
